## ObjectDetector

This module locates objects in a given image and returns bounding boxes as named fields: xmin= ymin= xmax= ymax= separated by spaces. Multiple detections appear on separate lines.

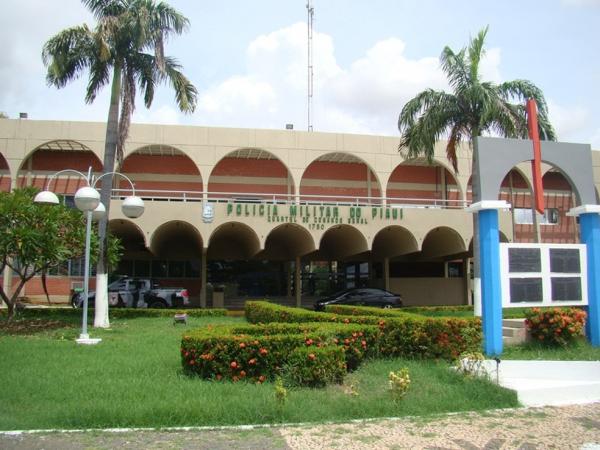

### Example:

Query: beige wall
xmin=389 ymin=277 xmax=466 ymax=306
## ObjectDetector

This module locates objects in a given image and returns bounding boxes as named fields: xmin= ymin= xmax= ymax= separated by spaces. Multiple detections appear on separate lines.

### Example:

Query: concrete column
xmin=443 ymin=261 xmax=449 ymax=278
xmin=295 ymin=256 xmax=301 ymax=307
xmin=509 ymin=172 xmax=516 ymax=241
xmin=366 ymin=166 xmax=372 ymax=204
xmin=440 ymin=166 xmax=447 ymax=202
xmin=286 ymin=261 xmax=292 ymax=298
xmin=2 ymin=176 xmax=15 ymax=305
xmin=570 ymin=206 xmax=600 ymax=346
xmin=467 ymin=200 xmax=510 ymax=356
xmin=463 ymin=257 xmax=471 ymax=305
xmin=383 ymin=257 xmax=390 ymax=291
xmin=532 ymin=209 xmax=542 ymax=243
xmin=200 ymin=248 xmax=207 ymax=308
xmin=478 ymin=208 xmax=503 ymax=356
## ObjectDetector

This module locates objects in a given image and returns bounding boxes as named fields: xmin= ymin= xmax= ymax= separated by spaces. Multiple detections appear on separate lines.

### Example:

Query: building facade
xmin=1 ymin=119 xmax=598 ymax=308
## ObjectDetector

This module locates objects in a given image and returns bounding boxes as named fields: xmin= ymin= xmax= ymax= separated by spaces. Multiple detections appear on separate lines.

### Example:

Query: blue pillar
xmin=580 ymin=213 xmax=600 ymax=346
xmin=479 ymin=209 xmax=503 ymax=356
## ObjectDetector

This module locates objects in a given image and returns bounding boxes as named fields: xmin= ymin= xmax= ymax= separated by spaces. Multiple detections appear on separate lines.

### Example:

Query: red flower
xmin=230 ymin=361 xmax=238 ymax=369
xmin=308 ymin=353 xmax=316 ymax=361
xmin=239 ymin=342 xmax=246 ymax=349
xmin=189 ymin=359 xmax=195 ymax=365
xmin=248 ymin=358 xmax=257 ymax=365
xmin=259 ymin=348 xmax=268 ymax=356
xmin=305 ymin=338 xmax=314 ymax=346
xmin=258 ymin=375 xmax=266 ymax=382
xmin=240 ymin=370 xmax=246 ymax=377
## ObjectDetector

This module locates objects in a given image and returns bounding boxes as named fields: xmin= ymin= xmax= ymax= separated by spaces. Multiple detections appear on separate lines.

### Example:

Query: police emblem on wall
xmin=202 ymin=203 xmax=214 ymax=223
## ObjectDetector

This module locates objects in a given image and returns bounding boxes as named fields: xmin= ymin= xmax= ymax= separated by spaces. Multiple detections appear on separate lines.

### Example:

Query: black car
xmin=314 ymin=288 xmax=403 ymax=311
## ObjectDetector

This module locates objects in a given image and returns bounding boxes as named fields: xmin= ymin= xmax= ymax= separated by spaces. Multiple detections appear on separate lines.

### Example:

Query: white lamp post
xmin=34 ymin=168 xmax=144 ymax=344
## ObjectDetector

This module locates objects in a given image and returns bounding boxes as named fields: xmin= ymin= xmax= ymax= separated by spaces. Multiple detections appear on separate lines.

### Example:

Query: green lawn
xmin=502 ymin=338 xmax=600 ymax=361
xmin=0 ymin=313 xmax=519 ymax=431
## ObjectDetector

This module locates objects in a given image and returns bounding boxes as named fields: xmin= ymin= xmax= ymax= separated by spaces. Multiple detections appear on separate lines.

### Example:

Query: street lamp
xmin=34 ymin=167 xmax=144 ymax=344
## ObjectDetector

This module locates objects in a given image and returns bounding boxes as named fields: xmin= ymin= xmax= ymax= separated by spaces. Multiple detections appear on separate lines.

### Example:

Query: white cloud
xmin=193 ymin=23 xmax=507 ymax=137
xmin=134 ymin=105 xmax=181 ymax=125
xmin=0 ymin=0 xmax=92 ymax=112
xmin=479 ymin=48 xmax=502 ymax=84
xmin=547 ymin=99 xmax=590 ymax=142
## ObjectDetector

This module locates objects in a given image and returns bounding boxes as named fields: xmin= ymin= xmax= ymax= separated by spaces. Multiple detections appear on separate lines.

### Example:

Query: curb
xmin=0 ymin=404 xmax=561 ymax=436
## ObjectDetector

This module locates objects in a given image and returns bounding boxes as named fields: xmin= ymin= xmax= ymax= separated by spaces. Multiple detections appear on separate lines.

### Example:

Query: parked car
xmin=71 ymin=277 xmax=189 ymax=309
xmin=314 ymin=288 xmax=402 ymax=311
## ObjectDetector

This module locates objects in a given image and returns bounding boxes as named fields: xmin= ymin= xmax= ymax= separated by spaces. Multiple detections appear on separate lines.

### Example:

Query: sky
xmin=1 ymin=0 xmax=600 ymax=148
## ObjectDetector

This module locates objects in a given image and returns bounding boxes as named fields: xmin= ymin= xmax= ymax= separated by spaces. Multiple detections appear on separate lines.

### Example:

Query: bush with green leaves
xmin=524 ymin=307 xmax=586 ymax=346
xmin=0 ymin=188 xmax=121 ymax=320
xmin=283 ymin=345 xmax=346 ymax=387
xmin=180 ymin=322 xmax=379 ymax=383
xmin=245 ymin=301 xmax=481 ymax=360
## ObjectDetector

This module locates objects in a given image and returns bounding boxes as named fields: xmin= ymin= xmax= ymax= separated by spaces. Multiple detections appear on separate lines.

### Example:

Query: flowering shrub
xmin=388 ymin=368 xmax=411 ymax=401
xmin=524 ymin=307 xmax=586 ymax=346
xmin=245 ymin=301 xmax=481 ymax=360
xmin=283 ymin=346 xmax=346 ymax=387
xmin=181 ymin=322 xmax=379 ymax=383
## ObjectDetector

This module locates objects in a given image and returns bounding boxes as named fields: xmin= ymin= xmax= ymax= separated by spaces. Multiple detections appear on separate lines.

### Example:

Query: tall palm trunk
xmin=94 ymin=62 xmax=121 ymax=328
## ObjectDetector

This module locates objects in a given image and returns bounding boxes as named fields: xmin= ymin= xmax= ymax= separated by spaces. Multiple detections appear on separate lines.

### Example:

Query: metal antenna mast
xmin=306 ymin=0 xmax=314 ymax=132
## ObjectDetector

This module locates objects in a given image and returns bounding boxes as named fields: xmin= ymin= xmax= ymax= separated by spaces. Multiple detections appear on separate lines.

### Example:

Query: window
xmin=514 ymin=208 xmax=559 ymax=225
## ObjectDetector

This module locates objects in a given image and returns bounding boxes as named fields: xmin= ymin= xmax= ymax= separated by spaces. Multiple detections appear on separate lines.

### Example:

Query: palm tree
xmin=42 ymin=0 xmax=197 ymax=327
xmin=397 ymin=26 xmax=555 ymax=314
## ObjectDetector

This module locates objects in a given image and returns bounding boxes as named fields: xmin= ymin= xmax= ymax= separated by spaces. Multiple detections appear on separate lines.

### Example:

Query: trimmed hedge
xmin=284 ymin=346 xmax=346 ymax=387
xmin=1 ymin=307 xmax=227 ymax=319
xmin=244 ymin=301 xmax=481 ymax=360
xmin=325 ymin=304 xmax=418 ymax=318
xmin=180 ymin=322 xmax=379 ymax=383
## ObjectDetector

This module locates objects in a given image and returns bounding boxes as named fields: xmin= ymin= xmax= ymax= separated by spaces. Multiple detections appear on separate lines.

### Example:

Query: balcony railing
xmin=111 ymin=188 xmax=469 ymax=209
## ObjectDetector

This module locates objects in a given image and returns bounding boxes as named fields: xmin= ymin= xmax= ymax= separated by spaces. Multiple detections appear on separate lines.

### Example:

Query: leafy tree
xmin=42 ymin=0 xmax=197 ymax=327
xmin=0 ymin=112 xmax=8 ymax=119
xmin=397 ymin=27 xmax=555 ymax=312
xmin=0 ymin=188 xmax=122 ymax=320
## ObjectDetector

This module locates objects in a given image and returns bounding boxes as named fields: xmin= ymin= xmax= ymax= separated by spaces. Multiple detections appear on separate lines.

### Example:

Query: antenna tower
xmin=306 ymin=0 xmax=314 ymax=132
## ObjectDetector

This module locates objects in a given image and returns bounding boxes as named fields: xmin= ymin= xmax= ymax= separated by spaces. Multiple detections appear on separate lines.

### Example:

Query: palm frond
xmin=399 ymin=95 xmax=461 ymax=164
xmin=130 ymin=52 xmax=157 ymax=108
xmin=85 ymin=57 xmax=111 ymax=103
xmin=467 ymin=26 xmax=488 ymax=83
xmin=440 ymin=46 xmax=469 ymax=93
xmin=42 ymin=25 xmax=96 ymax=88
xmin=163 ymin=56 xmax=198 ymax=113
xmin=82 ymin=0 xmax=127 ymax=20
